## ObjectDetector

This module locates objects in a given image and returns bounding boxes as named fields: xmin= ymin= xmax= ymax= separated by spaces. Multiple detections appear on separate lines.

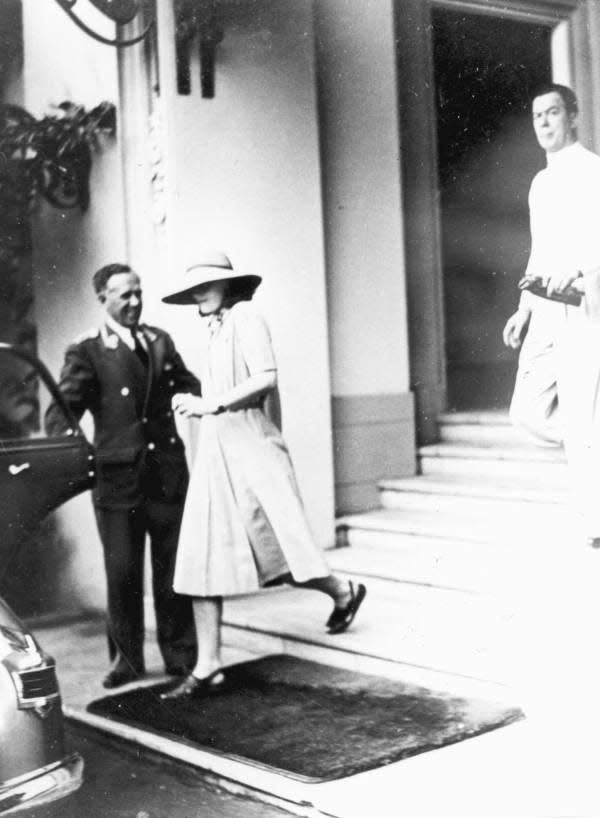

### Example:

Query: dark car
xmin=0 ymin=342 xmax=94 ymax=814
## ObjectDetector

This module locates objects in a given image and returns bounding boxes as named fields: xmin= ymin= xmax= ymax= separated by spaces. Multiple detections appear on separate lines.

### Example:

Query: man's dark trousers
xmin=46 ymin=322 xmax=200 ymax=675
xmin=96 ymin=497 xmax=193 ymax=674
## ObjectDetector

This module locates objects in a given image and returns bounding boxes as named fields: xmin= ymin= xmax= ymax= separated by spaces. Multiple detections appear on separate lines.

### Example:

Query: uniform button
xmin=147 ymin=442 xmax=156 ymax=451
xmin=142 ymin=418 xmax=148 ymax=424
xmin=168 ymin=380 xmax=175 ymax=388
xmin=88 ymin=470 xmax=95 ymax=478
xmin=121 ymin=387 xmax=130 ymax=396
xmin=166 ymin=410 xmax=172 ymax=418
xmin=170 ymin=437 xmax=176 ymax=444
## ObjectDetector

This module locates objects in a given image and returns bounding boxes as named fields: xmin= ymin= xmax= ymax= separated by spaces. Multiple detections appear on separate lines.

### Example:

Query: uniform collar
xmin=104 ymin=315 xmax=144 ymax=350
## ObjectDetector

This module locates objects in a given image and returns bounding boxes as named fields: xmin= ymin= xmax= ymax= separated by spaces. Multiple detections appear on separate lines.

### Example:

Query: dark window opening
xmin=432 ymin=9 xmax=551 ymax=411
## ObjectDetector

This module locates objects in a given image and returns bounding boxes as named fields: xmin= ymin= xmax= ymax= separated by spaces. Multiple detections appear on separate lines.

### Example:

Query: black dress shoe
xmin=326 ymin=581 xmax=367 ymax=634
xmin=160 ymin=669 xmax=226 ymax=701
xmin=102 ymin=664 xmax=144 ymax=689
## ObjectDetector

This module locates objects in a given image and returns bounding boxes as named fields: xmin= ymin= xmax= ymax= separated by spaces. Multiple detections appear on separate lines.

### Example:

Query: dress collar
xmin=205 ymin=307 xmax=230 ymax=337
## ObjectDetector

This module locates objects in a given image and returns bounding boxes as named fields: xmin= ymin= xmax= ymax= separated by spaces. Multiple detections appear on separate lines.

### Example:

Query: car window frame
xmin=0 ymin=342 xmax=88 ymax=446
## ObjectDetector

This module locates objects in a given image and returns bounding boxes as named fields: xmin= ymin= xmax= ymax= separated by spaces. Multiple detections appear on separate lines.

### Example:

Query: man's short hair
xmin=532 ymin=83 xmax=578 ymax=116
xmin=93 ymin=263 xmax=132 ymax=294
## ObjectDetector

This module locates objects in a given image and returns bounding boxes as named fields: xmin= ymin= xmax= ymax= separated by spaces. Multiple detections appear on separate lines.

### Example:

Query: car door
xmin=0 ymin=344 xmax=94 ymax=570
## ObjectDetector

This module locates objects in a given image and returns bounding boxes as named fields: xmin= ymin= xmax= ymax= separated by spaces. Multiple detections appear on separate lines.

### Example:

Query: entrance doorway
xmin=432 ymin=9 xmax=551 ymax=411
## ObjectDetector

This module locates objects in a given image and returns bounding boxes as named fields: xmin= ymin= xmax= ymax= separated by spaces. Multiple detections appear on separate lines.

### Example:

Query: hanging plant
xmin=0 ymin=100 xmax=116 ymax=212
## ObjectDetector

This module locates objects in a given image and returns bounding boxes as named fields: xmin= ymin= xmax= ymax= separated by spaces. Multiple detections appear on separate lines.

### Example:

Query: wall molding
xmin=332 ymin=392 xmax=414 ymax=428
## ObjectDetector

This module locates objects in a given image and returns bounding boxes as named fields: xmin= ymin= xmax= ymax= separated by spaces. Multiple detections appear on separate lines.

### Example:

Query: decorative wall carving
xmin=148 ymin=107 xmax=167 ymax=227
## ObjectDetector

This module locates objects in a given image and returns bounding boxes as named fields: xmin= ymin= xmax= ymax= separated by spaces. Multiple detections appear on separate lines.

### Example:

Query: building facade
xmin=3 ymin=0 xmax=600 ymax=615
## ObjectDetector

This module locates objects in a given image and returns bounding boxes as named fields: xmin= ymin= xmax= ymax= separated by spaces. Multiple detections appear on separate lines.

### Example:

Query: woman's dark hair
xmin=532 ymin=83 xmax=578 ymax=116
xmin=223 ymin=276 xmax=260 ymax=307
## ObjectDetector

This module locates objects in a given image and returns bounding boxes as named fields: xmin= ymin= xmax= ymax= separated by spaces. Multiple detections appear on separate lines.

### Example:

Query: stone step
xmin=326 ymin=532 xmax=525 ymax=595
xmin=378 ymin=477 xmax=570 ymax=518
xmin=378 ymin=474 xmax=567 ymax=507
xmin=378 ymin=488 xmax=569 ymax=518
xmin=420 ymin=441 xmax=566 ymax=464
xmin=220 ymin=411 xmax=572 ymax=707
xmin=336 ymin=506 xmax=578 ymax=549
xmin=419 ymin=442 xmax=567 ymax=481
xmin=221 ymin=577 xmax=515 ymax=695
xmin=438 ymin=420 xmax=542 ymax=448
xmin=438 ymin=411 xmax=512 ymax=426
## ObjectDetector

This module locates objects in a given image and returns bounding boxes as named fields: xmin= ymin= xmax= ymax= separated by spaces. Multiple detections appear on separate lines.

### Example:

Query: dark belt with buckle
xmin=519 ymin=275 xmax=582 ymax=307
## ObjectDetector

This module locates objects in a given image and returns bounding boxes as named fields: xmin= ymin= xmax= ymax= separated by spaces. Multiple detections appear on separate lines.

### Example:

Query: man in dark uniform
xmin=46 ymin=263 xmax=200 ymax=688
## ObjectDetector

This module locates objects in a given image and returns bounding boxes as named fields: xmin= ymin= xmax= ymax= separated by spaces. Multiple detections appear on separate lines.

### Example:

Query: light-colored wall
xmin=315 ymin=0 xmax=416 ymax=510
xmin=22 ymin=0 xmax=125 ymax=611
xmin=147 ymin=0 xmax=336 ymax=546
xmin=19 ymin=0 xmax=418 ymax=616
xmin=315 ymin=0 xmax=409 ymax=397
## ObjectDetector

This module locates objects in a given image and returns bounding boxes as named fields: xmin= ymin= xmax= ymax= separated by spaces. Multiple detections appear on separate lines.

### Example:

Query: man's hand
xmin=172 ymin=393 xmax=220 ymax=418
xmin=502 ymin=309 xmax=530 ymax=349
xmin=546 ymin=270 xmax=583 ymax=297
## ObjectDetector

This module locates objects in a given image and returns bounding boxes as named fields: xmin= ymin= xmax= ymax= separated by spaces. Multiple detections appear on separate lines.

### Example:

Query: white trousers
xmin=510 ymin=299 xmax=600 ymax=537
xmin=508 ymin=299 xmax=600 ymax=795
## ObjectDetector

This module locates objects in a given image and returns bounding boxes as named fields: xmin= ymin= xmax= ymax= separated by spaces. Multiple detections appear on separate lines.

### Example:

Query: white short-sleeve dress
xmin=173 ymin=301 xmax=330 ymax=597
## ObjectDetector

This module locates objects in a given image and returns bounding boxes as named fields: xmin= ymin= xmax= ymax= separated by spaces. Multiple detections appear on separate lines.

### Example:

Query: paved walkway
xmin=23 ymin=720 xmax=293 ymax=818
xmin=32 ymin=613 xmax=600 ymax=818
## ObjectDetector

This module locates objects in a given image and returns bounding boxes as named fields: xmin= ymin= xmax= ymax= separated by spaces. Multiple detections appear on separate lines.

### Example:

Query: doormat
xmin=87 ymin=654 xmax=523 ymax=782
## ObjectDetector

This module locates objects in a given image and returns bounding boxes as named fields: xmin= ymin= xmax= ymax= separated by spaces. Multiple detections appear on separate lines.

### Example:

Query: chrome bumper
xmin=0 ymin=752 xmax=83 ymax=814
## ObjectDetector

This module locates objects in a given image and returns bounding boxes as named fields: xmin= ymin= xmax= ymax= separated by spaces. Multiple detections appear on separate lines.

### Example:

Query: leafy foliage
xmin=0 ymin=100 xmax=116 ymax=212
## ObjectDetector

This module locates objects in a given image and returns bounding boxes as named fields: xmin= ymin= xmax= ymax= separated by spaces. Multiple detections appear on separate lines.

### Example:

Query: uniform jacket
xmin=46 ymin=323 xmax=201 ymax=509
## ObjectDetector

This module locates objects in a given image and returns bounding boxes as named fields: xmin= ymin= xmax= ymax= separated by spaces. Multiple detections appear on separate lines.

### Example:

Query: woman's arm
xmin=172 ymin=370 xmax=277 ymax=418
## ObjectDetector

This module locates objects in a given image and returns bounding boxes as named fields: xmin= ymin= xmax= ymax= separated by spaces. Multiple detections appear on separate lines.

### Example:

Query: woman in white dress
xmin=160 ymin=252 xmax=366 ymax=700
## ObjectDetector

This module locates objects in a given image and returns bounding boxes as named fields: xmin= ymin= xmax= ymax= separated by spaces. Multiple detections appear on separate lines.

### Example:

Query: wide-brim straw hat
xmin=162 ymin=251 xmax=262 ymax=305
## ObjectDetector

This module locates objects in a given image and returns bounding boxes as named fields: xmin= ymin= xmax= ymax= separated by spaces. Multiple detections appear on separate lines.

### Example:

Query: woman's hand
xmin=172 ymin=393 xmax=221 ymax=418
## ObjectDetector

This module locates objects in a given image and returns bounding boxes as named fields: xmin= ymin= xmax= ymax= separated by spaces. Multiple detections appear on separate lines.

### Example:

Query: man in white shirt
xmin=503 ymin=83 xmax=600 ymax=545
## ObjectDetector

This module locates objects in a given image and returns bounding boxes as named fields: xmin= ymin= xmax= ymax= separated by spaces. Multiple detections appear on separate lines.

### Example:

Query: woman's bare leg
xmin=190 ymin=596 xmax=224 ymax=679
xmin=291 ymin=574 xmax=352 ymax=607
xmin=159 ymin=595 xmax=225 ymax=699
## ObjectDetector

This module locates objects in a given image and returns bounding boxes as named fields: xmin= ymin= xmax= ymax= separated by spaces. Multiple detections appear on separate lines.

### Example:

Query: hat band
xmin=186 ymin=262 xmax=233 ymax=273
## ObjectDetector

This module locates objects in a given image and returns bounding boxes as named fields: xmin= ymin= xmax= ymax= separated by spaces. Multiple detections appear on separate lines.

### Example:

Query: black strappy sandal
xmin=326 ymin=581 xmax=367 ymax=634
xmin=160 ymin=668 xmax=226 ymax=701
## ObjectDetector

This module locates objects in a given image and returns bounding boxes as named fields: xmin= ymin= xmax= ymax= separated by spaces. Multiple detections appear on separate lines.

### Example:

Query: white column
xmin=116 ymin=13 xmax=155 ymax=278
xmin=315 ymin=0 xmax=417 ymax=511
xmin=570 ymin=0 xmax=600 ymax=154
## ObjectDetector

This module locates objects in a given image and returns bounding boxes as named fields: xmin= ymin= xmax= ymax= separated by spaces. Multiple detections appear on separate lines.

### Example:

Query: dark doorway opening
xmin=432 ymin=9 xmax=551 ymax=411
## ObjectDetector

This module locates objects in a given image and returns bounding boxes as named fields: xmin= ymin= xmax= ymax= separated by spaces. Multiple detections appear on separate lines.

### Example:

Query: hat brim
xmin=162 ymin=273 xmax=262 ymax=305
